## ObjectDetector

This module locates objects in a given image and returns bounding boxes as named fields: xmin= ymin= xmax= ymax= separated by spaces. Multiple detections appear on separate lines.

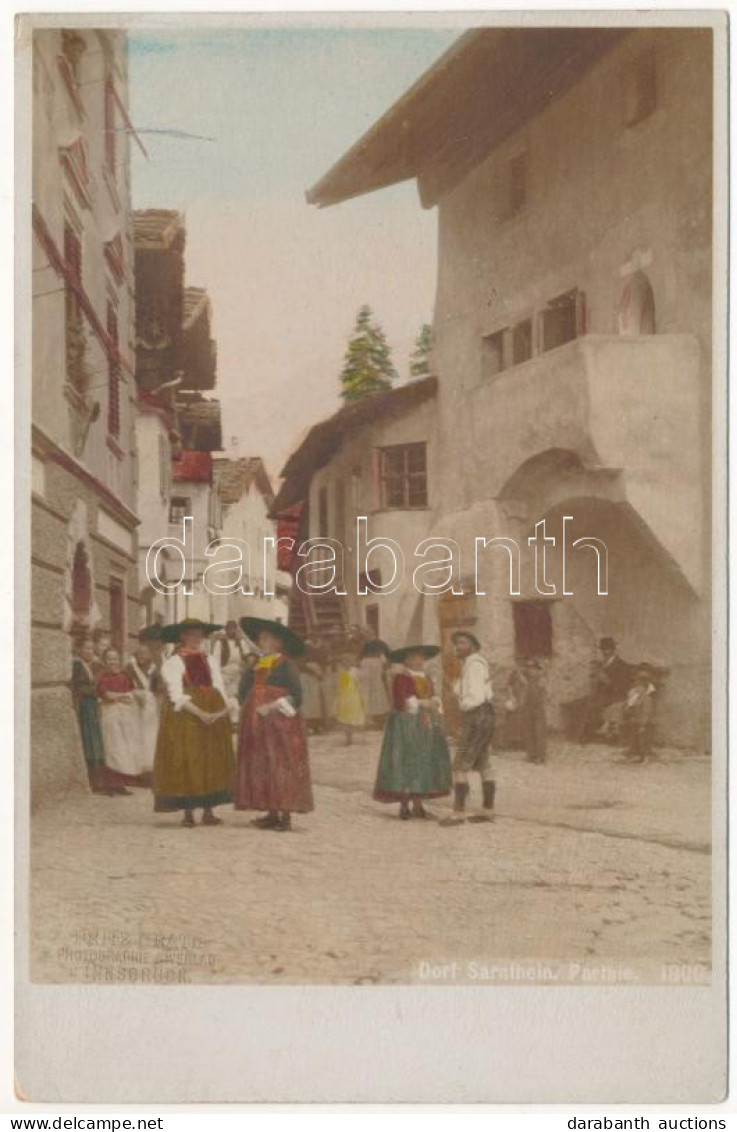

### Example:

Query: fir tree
xmin=409 ymin=322 xmax=433 ymax=379
xmin=339 ymin=305 xmax=398 ymax=402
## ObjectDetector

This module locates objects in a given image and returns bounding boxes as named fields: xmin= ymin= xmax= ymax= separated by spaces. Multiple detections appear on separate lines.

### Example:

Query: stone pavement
xmin=29 ymin=731 xmax=712 ymax=987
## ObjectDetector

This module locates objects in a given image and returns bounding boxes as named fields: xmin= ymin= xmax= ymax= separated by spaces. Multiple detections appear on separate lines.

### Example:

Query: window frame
xmin=377 ymin=442 xmax=428 ymax=511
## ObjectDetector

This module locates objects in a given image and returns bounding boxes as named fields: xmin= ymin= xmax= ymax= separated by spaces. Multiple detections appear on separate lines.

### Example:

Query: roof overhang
xmin=307 ymin=27 xmax=627 ymax=210
xmin=271 ymin=376 xmax=438 ymax=515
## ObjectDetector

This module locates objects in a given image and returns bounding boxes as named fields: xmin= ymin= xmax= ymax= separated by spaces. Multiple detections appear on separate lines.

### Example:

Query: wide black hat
xmin=389 ymin=644 xmax=441 ymax=664
xmin=451 ymin=629 xmax=481 ymax=651
xmin=240 ymin=616 xmax=305 ymax=658
xmin=160 ymin=617 xmax=223 ymax=643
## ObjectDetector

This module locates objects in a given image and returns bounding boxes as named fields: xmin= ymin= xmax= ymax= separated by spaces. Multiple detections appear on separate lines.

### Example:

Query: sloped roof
xmin=213 ymin=457 xmax=274 ymax=507
xmin=183 ymin=286 xmax=212 ymax=330
xmin=172 ymin=449 xmax=212 ymax=484
xmin=133 ymin=209 xmax=185 ymax=249
xmin=307 ymin=27 xmax=626 ymax=209
xmin=272 ymin=376 xmax=437 ymax=514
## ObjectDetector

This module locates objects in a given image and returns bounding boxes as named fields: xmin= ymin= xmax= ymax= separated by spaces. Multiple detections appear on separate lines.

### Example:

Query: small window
xmin=378 ymin=443 xmax=427 ymax=510
xmin=482 ymin=328 xmax=508 ymax=379
xmin=540 ymin=290 xmax=585 ymax=354
xmin=512 ymin=601 xmax=553 ymax=659
xmin=169 ymin=496 xmax=191 ymax=524
xmin=512 ymin=318 xmax=533 ymax=365
xmin=623 ymin=52 xmax=657 ymax=128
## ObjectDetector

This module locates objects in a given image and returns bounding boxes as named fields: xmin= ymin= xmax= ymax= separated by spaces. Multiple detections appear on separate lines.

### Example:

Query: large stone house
xmin=31 ymin=29 xmax=139 ymax=802
xmin=303 ymin=27 xmax=714 ymax=749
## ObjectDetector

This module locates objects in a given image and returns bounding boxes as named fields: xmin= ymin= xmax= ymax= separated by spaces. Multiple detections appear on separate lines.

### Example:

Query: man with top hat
xmin=153 ymin=617 xmax=236 ymax=827
xmin=235 ymin=617 xmax=313 ymax=832
xmin=373 ymin=643 xmax=451 ymax=820
xmin=442 ymin=629 xmax=496 ymax=825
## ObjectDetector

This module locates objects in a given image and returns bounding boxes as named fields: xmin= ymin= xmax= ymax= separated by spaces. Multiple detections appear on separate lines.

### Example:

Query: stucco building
xmin=304 ymin=27 xmax=713 ymax=748
xmin=213 ymin=456 xmax=290 ymax=625
xmin=31 ymin=29 xmax=140 ymax=802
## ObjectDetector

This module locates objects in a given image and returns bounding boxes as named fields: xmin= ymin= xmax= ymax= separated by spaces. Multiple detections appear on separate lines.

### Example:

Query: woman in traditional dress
xmin=153 ymin=618 xmax=235 ymax=827
xmin=235 ymin=617 xmax=313 ymax=833
xmin=334 ymin=648 xmax=365 ymax=746
xmin=70 ymin=638 xmax=128 ymax=796
xmin=97 ymin=648 xmax=147 ymax=787
xmin=359 ymin=633 xmax=391 ymax=727
xmin=125 ymin=643 xmax=159 ymax=781
xmin=373 ymin=644 xmax=452 ymax=820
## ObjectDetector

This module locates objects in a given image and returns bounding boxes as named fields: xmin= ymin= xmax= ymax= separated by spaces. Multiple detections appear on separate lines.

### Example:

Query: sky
xmin=128 ymin=26 xmax=460 ymax=478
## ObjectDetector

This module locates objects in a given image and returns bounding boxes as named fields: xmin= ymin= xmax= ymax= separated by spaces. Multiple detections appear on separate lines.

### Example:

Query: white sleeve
xmin=161 ymin=655 xmax=190 ymax=712
xmin=459 ymin=656 xmax=491 ymax=711
xmin=275 ymin=697 xmax=297 ymax=718
xmin=405 ymin=695 xmax=420 ymax=714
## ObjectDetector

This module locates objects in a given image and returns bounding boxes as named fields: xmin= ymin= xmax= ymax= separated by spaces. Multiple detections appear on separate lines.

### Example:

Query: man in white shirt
xmin=443 ymin=630 xmax=496 ymax=824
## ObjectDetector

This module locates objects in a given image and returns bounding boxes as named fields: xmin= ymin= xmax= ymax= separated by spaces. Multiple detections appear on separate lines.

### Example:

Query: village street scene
xmin=28 ymin=23 xmax=713 ymax=985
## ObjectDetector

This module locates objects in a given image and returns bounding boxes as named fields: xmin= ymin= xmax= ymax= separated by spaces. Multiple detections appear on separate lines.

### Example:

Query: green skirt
xmin=154 ymin=686 xmax=235 ymax=812
xmin=373 ymin=710 xmax=452 ymax=802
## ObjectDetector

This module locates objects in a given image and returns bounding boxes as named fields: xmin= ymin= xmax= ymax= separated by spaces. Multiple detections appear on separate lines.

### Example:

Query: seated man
xmin=575 ymin=637 xmax=634 ymax=743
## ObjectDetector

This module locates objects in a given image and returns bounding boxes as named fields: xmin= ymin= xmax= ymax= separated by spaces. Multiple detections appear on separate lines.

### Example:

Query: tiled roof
xmin=172 ymin=449 xmax=212 ymax=484
xmin=213 ymin=457 xmax=274 ymax=506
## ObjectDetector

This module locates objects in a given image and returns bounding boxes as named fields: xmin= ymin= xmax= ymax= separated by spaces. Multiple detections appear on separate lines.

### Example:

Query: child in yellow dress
xmin=334 ymin=648 xmax=365 ymax=746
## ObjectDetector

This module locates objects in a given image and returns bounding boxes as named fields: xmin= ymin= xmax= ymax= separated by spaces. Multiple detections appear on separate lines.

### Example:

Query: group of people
xmin=69 ymin=616 xmax=502 ymax=829
xmin=570 ymin=636 xmax=661 ymax=763
xmin=70 ymin=619 xmax=662 ymax=831
xmin=295 ymin=631 xmax=396 ymax=742
xmin=70 ymin=634 xmax=160 ymax=796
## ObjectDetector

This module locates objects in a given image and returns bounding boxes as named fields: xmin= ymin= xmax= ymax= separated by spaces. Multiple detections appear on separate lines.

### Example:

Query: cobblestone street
xmin=30 ymin=732 xmax=712 ymax=987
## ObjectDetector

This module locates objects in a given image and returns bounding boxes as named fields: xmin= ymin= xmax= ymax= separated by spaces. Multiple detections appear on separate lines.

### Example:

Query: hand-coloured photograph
xmin=16 ymin=9 xmax=727 ymax=1104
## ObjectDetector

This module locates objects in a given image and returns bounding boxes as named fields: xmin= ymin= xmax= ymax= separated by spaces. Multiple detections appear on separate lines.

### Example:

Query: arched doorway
xmin=618 ymin=271 xmax=655 ymax=336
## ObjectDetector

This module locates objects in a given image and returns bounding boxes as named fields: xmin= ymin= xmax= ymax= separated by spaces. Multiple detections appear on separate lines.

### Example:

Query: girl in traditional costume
xmin=373 ymin=645 xmax=452 ymax=820
xmin=97 ymin=648 xmax=147 ymax=787
xmin=235 ymin=617 xmax=313 ymax=833
xmin=70 ymin=638 xmax=129 ymax=796
xmin=125 ymin=643 xmax=159 ymax=780
xmin=153 ymin=618 xmax=235 ymax=827
xmin=334 ymin=648 xmax=365 ymax=745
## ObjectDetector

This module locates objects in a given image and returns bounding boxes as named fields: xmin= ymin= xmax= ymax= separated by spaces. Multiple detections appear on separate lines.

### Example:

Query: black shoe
xmin=275 ymin=814 xmax=292 ymax=832
xmin=399 ymin=802 xmax=412 ymax=821
xmin=252 ymin=813 xmax=280 ymax=829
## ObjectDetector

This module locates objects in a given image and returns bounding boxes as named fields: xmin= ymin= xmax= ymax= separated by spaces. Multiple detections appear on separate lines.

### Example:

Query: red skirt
xmin=235 ymin=683 xmax=314 ymax=814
